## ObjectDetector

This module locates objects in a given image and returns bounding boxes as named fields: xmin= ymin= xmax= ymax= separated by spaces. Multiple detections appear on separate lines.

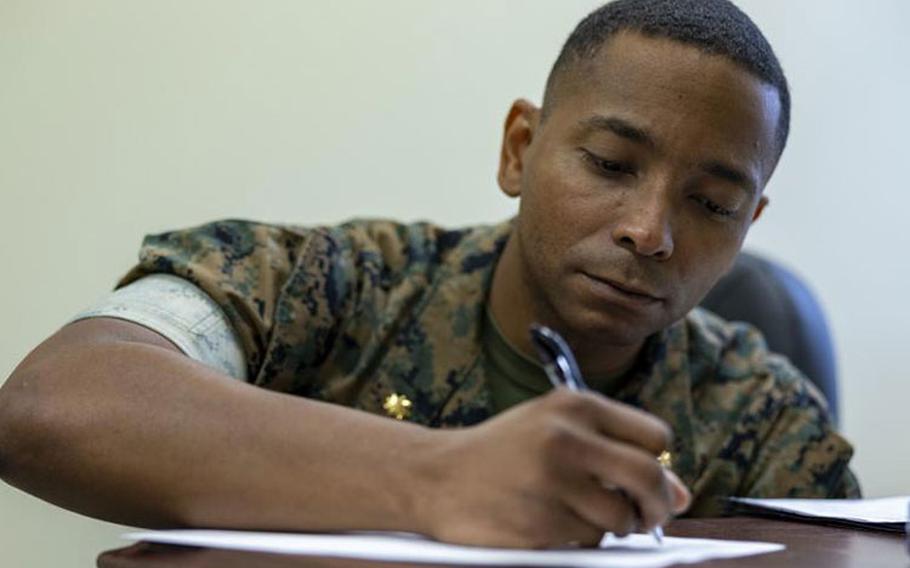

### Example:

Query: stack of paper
xmin=124 ymin=529 xmax=784 ymax=568
xmin=728 ymin=496 xmax=909 ymax=533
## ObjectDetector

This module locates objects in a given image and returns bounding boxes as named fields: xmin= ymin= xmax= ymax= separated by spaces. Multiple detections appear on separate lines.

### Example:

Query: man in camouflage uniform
xmin=0 ymin=0 xmax=857 ymax=549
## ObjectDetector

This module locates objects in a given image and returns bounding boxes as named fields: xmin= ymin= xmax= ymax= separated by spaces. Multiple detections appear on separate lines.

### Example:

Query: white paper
xmin=730 ymin=496 xmax=910 ymax=524
xmin=124 ymin=529 xmax=784 ymax=568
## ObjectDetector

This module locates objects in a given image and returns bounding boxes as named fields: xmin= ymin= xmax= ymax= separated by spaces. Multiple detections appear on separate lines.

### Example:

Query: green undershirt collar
xmin=481 ymin=307 xmax=629 ymax=413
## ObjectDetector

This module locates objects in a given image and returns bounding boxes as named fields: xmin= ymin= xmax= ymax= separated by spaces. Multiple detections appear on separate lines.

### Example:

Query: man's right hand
xmin=418 ymin=388 xmax=691 ymax=548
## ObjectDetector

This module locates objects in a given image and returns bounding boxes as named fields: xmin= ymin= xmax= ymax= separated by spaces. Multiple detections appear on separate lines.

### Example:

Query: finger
xmin=531 ymin=502 xmax=607 ymax=549
xmin=665 ymin=469 xmax=692 ymax=514
xmin=560 ymin=477 xmax=638 ymax=536
xmin=548 ymin=390 xmax=672 ymax=457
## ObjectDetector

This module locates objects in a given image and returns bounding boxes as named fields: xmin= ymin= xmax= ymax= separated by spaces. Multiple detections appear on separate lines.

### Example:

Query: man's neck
xmin=488 ymin=234 xmax=644 ymax=381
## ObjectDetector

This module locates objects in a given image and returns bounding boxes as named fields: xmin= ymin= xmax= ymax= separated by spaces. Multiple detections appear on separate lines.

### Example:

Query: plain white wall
xmin=1 ymin=1 xmax=908 ymax=564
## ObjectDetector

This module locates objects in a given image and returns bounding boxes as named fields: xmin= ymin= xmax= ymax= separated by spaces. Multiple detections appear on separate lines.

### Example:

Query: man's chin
xmin=558 ymin=308 xmax=665 ymax=347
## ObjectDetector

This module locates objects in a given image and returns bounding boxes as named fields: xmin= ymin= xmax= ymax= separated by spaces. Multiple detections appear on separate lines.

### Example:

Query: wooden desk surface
xmin=97 ymin=517 xmax=907 ymax=568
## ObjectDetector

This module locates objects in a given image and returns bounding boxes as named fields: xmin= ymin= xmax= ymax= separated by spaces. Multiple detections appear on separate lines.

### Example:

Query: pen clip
xmin=529 ymin=324 xmax=587 ymax=391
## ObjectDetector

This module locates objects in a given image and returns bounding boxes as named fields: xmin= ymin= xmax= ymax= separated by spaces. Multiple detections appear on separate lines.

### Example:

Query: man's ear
xmin=751 ymin=195 xmax=769 ymax=223
xmin=497 ymin=99 xmax=540 ymax=198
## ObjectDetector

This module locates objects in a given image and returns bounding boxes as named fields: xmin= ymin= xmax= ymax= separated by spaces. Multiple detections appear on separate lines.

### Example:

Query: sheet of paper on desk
xmin=729 ymin=496 xmax=909 ymax=533
xmin=124 ymin=529 xmax=784 ymax=568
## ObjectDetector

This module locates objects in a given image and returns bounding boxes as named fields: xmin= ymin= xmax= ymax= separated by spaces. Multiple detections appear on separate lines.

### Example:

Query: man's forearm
xmin=0 ymin=332 xmax=438 ymax=531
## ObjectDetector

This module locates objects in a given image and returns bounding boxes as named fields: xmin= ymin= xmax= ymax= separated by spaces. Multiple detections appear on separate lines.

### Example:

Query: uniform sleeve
xmin=71 ymin=274 xmax=247 ymax=381
xmin=740 ymin=362 xmax=862 ymax=499
xmin=117 ymin=220 xmax=311 ymax=380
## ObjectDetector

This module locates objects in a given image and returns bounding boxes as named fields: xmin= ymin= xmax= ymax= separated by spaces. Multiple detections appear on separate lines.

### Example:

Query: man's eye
xmin=580 ymin=149 xmax=635 ymax=177
xmin=691 ymin=195 xmax=735 ymax=218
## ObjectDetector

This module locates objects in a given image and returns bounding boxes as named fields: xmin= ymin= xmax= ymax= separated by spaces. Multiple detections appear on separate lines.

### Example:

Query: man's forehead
xmin=549 ymin=32 xmax=782 ymax=182
xmin=571 ymin=32 xmax=770 ymax=101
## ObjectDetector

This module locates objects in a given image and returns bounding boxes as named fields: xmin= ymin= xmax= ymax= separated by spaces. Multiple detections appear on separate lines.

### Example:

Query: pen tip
xmin=653 ymin=526 xmax=664 ymax=545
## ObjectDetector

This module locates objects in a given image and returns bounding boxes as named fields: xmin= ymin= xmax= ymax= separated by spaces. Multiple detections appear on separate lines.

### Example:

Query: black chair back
xmin=700 ymin=251 xmax=839 ymax=426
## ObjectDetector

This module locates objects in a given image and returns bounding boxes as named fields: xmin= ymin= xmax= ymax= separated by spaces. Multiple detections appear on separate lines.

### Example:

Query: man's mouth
xmin=580 ymin=272 xmax=664 ymax=305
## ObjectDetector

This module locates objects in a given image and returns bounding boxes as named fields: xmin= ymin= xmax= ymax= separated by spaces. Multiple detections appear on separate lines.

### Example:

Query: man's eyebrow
xmin=578 ymin=115 xmax=655 ymax=148
xmin=700 ymin=161 xmax=756 ymax=196
xmin=580 ymin=114 xmax=758 ymax=195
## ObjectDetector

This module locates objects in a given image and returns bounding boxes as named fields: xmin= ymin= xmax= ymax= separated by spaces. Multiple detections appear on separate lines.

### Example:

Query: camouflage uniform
xmin=120 ymin=218 xmax=860 ymax=516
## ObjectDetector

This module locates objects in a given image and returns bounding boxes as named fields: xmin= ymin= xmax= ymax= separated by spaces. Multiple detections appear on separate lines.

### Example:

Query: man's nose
xmin=611 ymin=191 xmax=675 ymax=260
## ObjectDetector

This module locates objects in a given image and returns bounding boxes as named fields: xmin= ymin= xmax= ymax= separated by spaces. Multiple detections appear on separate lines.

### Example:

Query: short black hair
xmin=543 ymin=0 xmax=790 ymax=157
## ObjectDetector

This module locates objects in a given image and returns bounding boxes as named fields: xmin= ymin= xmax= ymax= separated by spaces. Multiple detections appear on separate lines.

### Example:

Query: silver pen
xmin=529 ymin=323 xmax=665 ymax=545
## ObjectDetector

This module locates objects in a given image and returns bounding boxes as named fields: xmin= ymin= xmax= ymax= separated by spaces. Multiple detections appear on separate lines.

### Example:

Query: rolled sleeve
xmin=72 ymin=274 xmax=247 ymax=381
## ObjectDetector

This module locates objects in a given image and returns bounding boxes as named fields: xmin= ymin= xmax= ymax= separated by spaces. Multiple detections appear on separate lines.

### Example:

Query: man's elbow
xmin=0 ymin=363 xmax=54 ymax=485
xmin=0 ymin=377 xmax=22 ymax=481
xmin=0 ymin=392 xmax=11 ymax=478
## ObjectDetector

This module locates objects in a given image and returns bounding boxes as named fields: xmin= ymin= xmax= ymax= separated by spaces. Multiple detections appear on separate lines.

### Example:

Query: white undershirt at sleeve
xmin=71 ymin=274 xmax=248 ymax=381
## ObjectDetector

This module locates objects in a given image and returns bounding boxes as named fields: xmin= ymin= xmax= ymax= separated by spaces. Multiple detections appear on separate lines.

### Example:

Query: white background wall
xmin=1 ymin=1 xmax=908 ymax=564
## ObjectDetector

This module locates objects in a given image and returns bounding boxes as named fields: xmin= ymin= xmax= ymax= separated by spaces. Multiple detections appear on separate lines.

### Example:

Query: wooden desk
xmin=97 ymin=517 xmax=907 ymax=568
